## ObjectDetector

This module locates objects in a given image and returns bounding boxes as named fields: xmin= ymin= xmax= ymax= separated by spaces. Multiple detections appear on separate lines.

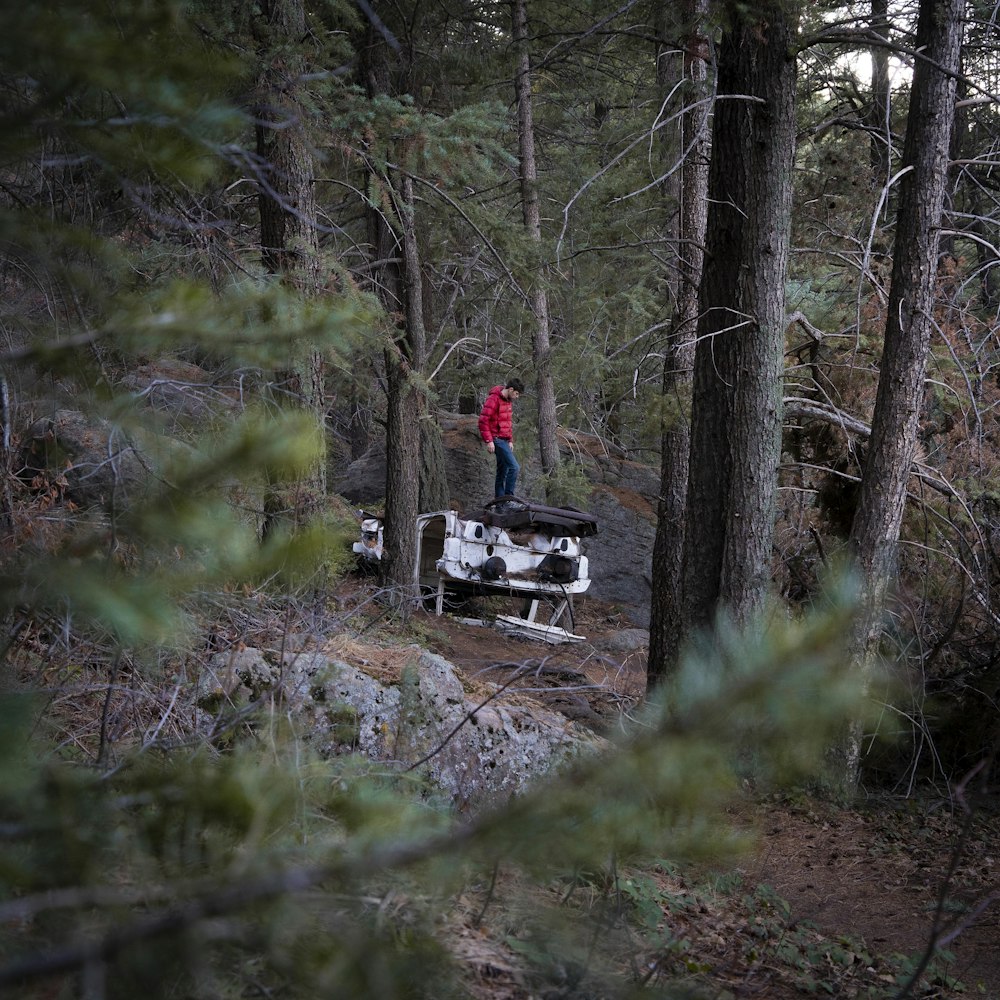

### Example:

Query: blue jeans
xmin=493 ymin=438 xmax=519 ymax=497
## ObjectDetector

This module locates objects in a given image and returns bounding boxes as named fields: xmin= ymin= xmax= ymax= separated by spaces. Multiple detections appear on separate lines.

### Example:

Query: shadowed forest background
xmin=0 ymin=0 xmax=998 ymax=997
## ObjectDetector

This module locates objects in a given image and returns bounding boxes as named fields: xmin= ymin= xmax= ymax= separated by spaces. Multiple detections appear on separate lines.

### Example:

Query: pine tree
xmin=681 ymin=0 xmax=798 ymax=636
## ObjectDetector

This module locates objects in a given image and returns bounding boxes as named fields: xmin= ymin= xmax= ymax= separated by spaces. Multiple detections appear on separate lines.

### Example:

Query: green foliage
xmin=332 ymin=90 xmax=514 ymax=186
xmin=1 ymin=0 xmax=996 ymax=994
xmin=107 ymin=278 xmax=370 ymax=368
xmin=536 ymin=459 xmax=591 ymax=509
xmin=0 ymin=0 xmax=371 ymax=651
xmin=1 ymin=405 xmax=352 ymax=647
xmin=0 ymin=587 xmax=880 ymax=998
xmin=2 ymin=0 xmax=245 ymax=186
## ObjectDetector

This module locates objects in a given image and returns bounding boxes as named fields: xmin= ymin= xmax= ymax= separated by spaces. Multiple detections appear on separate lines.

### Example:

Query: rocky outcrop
xmin=21 ymin=408 xmax=147 ymax=509
xmin=334 ymin=413 xmax=657 ymax=624
xmin=202 ymin=642 xmax=604 ymax=806
xmin=120 ymin=359 xmax=241 ymax=423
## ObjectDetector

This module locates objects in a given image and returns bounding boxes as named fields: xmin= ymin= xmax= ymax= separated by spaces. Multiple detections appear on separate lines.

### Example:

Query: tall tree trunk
xmin=383 ymin=348 xmax=421 ymax=609
xmin=868 ymin=0 xmax=892 ymax=182
xmin=950 ymin=62 xmax=999 ymax=311
xmin=397 ymin=174 xmax=448 ymax=514
xmin=847 ymin=0 xmax=964 ymax=770
xmin=0 ymin=375 xmax=12 ymax=535
xmin=383 ymin=175 xmax=429 ymax=609
xmin=420 ymin=418 xmax=449 ymax=512
xmin=348 ymin=380 xmax=372 ymax=462
xmin=255 ymin=0 xmax=326 ymax=503
xmin=648 ymin=0 xmax=710 ymax=685
xmin=361 ymin=28 xmax=425 ymax=612
xmin=681 ymin=0 xmax=797 ymax=639
xmin=513 ymin=0 xmax=560 ymax=491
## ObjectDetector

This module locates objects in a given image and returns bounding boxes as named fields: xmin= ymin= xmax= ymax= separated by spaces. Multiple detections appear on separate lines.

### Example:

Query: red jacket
xmin=478 ymin=385 xmax=514 ymax=445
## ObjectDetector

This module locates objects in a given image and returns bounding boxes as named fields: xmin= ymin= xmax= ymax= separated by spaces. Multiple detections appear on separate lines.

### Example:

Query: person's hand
xmin=487 ymin=441 xmax=495 ymax=453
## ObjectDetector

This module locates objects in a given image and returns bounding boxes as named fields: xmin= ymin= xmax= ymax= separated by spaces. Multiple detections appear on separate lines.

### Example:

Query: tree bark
xmin=0 ymin=375 xmax=13 ymax=535
xmin=648 ymin=0 xmax=710 ymax=685
xmin=420 ymin=418 xmax=449 ymax=512
xmin=361 ymin=28 xmax=425 ymax=611
xmin=371 ymin=183 xmax=421 ymax=606
xmin=513 ymin=0 xmax=560 ymax=490
xmin=848 ymin=0 xmax=964 ymax=662
xmin=868 ymin=0 xmax=892 ymax=182
xmin=255 ymin=0 xmax=326 ymax=501
xmin=681 ymin=0 xmax=797 ymax=639
xmin=398 ymin=174 xmax=448 ymax=514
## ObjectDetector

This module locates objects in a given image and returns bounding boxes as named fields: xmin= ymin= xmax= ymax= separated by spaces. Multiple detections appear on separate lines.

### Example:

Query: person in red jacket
xmin=478 ymin=376 xmax=525 ymax=497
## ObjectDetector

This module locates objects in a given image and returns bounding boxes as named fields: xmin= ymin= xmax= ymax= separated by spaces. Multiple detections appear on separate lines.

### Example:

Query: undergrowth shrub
xmin=0 ymin=585 xmax=894 ymax=999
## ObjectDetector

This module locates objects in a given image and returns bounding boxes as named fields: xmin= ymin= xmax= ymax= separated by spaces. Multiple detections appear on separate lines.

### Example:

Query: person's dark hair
xmin=506 ymin=377 xmax=525 ymax=393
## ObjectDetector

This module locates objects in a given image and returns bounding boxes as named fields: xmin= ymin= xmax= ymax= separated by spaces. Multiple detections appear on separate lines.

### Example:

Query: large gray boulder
xmin=120 ymin=358 xmax=242 ymax=424
xmin=208 ymin=642 xmax=604 ymax=806
xmin=21 ymin=408 xmax=147 ymax=509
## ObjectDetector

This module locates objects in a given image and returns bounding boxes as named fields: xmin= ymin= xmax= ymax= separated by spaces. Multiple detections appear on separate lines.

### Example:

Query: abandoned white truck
xmin=353 ymin=497 xmax=599 ymax=642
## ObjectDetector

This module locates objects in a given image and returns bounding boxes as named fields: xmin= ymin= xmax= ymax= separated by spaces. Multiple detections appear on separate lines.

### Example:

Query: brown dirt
xmin=744 ymin=800 xmax=1000 ymax=996
xmin=413 ymin=594 xmax=647 ymax=729
xmin=590 ymin=482 xmax=657 ymax=519
xmin=411 ymin=597 xmax=1000 ymax=998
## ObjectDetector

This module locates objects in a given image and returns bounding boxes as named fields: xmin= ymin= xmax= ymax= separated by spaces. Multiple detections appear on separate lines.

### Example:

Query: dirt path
xmin=416 ymin=600 xmax=1000 ymax=996
xmin=747 ymin=801 xmax=1000 ymax=995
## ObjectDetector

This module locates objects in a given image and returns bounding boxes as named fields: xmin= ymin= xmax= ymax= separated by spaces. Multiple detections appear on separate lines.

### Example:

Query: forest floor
xmin=404 ymin=594 xmax=1000 ymax=999
xmin=11 ymin=574 xmax=999 ymax=997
